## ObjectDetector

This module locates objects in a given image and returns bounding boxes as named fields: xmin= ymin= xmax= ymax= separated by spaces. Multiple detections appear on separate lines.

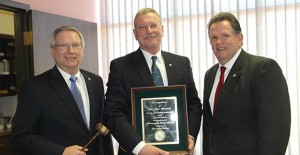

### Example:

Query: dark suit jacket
xmin=104 ymin=48 xmax=202 ymax=154
xmin=202 ymin=50 xmax=291 ymax=155
xmin=11 ymin=66 xmax=113 ymax=155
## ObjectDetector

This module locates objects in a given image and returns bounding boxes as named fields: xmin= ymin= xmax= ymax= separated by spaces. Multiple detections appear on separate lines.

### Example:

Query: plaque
xmin=132 ymin=85 xmax=189 ymax=154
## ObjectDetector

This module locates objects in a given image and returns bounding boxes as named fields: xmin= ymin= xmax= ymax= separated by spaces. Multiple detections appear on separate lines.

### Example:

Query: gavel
xmin=81 ymin=123 xmax=110 ymax=151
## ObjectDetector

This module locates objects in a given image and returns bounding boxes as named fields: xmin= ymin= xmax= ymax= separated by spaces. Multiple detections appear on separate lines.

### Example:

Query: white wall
xmin=12 ymin=0 xmax=99 ymax=23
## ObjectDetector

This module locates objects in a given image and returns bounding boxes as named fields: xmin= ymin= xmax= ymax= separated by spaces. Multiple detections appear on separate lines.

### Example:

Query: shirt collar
xmin=141 ymin=49 xmax=163 ymax=65
xmin=56 ymin=66 xmax=82 ymax=83
xmin=219 ymin=48 xmax=242 ymax=70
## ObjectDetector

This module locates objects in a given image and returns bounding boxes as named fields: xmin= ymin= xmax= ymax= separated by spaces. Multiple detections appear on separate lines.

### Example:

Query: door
xmin=0 ymin=1 xmax=31 ymax=96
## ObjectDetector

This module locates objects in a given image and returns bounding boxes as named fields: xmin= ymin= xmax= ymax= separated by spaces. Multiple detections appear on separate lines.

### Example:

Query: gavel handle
xmin=81 ymin=132 xmax=100 ymax=151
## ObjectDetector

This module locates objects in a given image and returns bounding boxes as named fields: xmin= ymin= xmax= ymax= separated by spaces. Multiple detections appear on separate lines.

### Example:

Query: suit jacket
xmin=104 ymin=48 xmax=202 ymax=154
xmin=11 ymin=66 xmax=113 ymax=155
xmin=202 ymin=50 xmax=291 ymax=155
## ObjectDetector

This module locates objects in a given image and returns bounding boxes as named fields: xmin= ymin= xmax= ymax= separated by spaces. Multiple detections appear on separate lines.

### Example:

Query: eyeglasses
xmin=54 ymin=43 xmax=82 ymax=50
xmin=135 ymin=23 xmax=160 ymax=31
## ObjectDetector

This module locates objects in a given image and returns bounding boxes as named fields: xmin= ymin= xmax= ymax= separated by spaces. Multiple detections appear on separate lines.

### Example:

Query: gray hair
xmin=134 ymin=8 xmax=162 ymax=28
xmin=50 ymin=26 xmax=85 ymax=48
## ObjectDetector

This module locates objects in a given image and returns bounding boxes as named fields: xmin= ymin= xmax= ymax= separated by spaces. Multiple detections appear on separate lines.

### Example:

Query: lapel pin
xmin=169 ymin=64 xmax=172 ymax=67
xmin=233 ymin=74 xmax=236 ymax=77
xmin=88 ymin=78 xmax=91 ymax=80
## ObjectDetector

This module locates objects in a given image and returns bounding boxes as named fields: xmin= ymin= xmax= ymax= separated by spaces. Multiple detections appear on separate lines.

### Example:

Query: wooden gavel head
xmin=81 ymin=123 xmax=110 ymax=151
xmin=95 ymin=123 xmax=109 ymax=136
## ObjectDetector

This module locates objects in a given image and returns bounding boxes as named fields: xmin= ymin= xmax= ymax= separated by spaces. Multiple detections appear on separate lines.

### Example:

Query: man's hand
xmin=176 ymin=136 xmax=195 ymax=155
xmin=187 ymin=136 xmax=195 ymax=155
xmin=63 ymin=145 xmax=87 ymax=155
xmin=138 ymin=145 xmax=169 ymax=155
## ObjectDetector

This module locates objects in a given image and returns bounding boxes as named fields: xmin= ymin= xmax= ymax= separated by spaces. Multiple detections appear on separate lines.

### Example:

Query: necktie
xmin=213 ymin=66 xmax=226 ymax=116
xmin=70 ymin=76 xmax=88 ymax=126
xmin=151 ymin=56 xmax=164 ymax=86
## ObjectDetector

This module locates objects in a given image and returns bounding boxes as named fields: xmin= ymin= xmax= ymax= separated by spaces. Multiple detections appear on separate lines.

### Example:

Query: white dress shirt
xmin=142 ymin=49 xmax=168 ymax=86
xmin=209 ymin=48 xmax=242 ymax=113
xmin=131 ymin=50 xmax=169 ymax=154
xmin=57 ymin=66 xmax=90 ymax=128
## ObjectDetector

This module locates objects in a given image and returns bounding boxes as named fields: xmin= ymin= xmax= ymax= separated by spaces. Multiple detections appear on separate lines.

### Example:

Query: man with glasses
xmin=12 ymin=26 xmax=113 ymax=155
xmin=105 ymin=8 xmax=202 ymax=155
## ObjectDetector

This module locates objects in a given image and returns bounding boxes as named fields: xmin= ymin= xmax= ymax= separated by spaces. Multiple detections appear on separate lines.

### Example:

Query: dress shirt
xmin=209 ymin=48 xmax=242 ymax=112
xmin=57 ymin=66 xmax=90 ymax=128
xmin=142 ymin=49 xmax=168 ymax=86
xmin=132 ymin=50 xmax=169 ymax=154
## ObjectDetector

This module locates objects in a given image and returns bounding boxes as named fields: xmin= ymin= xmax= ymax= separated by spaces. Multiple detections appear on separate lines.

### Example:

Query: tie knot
xmin=70 ymin=76 xmax=77 ymax=82
xmin=151 ymin=56 xmax=158 ymax=63
xmin=220 ymin=66 xmax=226 ymax=73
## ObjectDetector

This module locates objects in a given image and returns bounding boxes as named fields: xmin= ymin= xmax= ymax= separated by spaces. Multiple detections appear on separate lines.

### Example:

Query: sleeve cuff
xmin=132 ymin=141 xmax=146 ymax=155
xmin=189 ymin=135 xmax=195 ymax=142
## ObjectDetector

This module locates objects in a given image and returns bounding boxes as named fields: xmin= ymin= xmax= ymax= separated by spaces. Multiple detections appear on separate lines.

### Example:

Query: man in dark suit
xmin=202 ymin=12 xmax=291 ymax=155
xmin=11 ymin=26 xmax=113 ymax=155
xmin=104 ymin=8 xmax=202 ymax=155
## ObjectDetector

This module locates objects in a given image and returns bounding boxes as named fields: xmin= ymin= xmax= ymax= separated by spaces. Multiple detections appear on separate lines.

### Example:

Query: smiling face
xmin=50 ymin=30 xmax=84 ymax=75
xmin=209 ymin=20 xmax=243 ymax=65
xmin=133 ymin=12 xmax=164 ymax=55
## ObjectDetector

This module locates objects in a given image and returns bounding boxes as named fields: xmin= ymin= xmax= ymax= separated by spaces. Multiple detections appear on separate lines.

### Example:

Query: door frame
xmin=0 ymin=1 xmax=33 ymax=93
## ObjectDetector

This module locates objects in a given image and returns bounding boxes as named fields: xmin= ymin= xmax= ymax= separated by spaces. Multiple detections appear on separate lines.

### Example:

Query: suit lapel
xmin=162 ymin=51 xmax=176 ymax=85
xmin=81 ymin=71 xmax=95 ymax=130
xmin=214 ymin=50 xmax=246 ymax=116
xmin=204 ymin=64 xmax=219 ymax=120
xmin=49 ymin=67 xmax=88 ymax=129
xmin=131 ymin=49 xmax=155 ymax=86
xmin=81 ymin=72 xmax=104 ymax=132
